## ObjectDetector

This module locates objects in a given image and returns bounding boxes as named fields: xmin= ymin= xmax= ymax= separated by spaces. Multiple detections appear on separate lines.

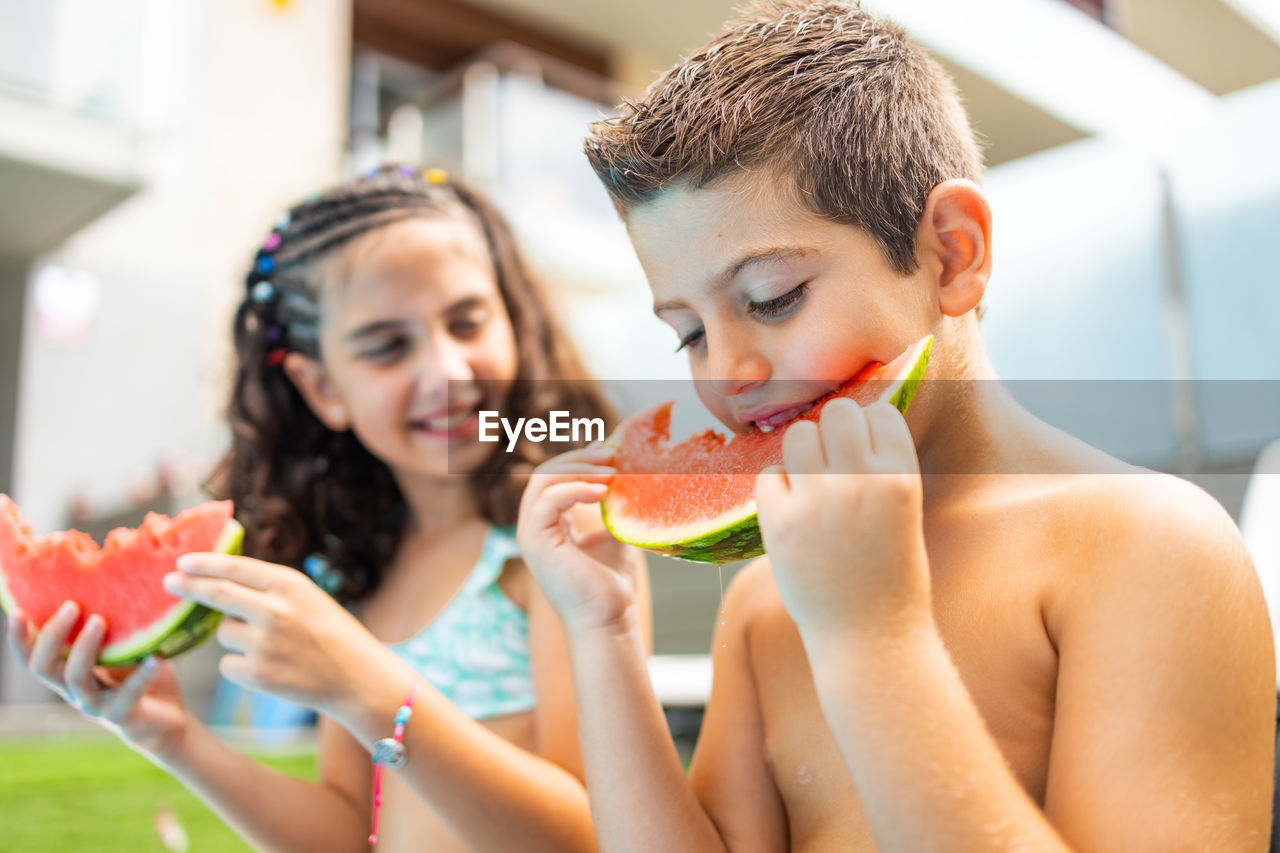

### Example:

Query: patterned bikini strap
xmin=464 ymin=526 xmax=522 ymax=593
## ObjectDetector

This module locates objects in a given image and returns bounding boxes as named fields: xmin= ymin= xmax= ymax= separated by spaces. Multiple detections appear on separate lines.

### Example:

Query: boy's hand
xmin=516 ymin=444 xmax=639 ymax=641
xmin=755 ymin=400 xmax=932 ymax=645
xmin=7 ymin=604 xmax=193 ymax=760
xmin=162 ymin=555 xmax=404 ymax=722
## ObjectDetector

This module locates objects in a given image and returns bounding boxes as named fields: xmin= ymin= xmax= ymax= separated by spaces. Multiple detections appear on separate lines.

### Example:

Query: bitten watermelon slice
xmin=0 ymin=498 xmax=243 ymax=665
xmin=602 ymin=336 xmax=932 ymax=564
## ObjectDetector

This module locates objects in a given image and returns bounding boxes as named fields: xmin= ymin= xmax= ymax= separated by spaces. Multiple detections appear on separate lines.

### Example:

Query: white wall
xmin=4 ymin=0 xmax=352 ymax=704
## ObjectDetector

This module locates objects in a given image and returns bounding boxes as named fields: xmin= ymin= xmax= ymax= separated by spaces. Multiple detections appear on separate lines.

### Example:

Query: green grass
xmin=0 ymin=733 xmax=316 ymax=852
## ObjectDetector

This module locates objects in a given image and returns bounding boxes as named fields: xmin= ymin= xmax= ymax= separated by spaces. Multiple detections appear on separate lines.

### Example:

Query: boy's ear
xmin=919 ymin=179 xmax=992 ymax=317
xmin=282 ymin=352 xmax=350 ymax=432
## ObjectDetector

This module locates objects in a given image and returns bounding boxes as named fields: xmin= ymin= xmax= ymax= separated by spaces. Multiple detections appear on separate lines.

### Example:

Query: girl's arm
xmin=167 ymin=554 xmax=602 ymax=853
xmin=316 ymin=655 xmax=599 ymax=852
xmin=6 ymin=606 xmax=370 ymax=853
xmin=153 ymin=715 xmax=371 ymax=852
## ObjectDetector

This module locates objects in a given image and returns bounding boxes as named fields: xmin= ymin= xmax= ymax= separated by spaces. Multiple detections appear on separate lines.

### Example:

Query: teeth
xmin=421 ymin=409 xmax=473 ymax=431
xmin=754 ymin=400 xmax=820 ymax=433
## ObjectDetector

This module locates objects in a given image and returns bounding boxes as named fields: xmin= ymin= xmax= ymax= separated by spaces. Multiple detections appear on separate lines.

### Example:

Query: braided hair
xmin=208 ymin=165 xmax=615 ymax=603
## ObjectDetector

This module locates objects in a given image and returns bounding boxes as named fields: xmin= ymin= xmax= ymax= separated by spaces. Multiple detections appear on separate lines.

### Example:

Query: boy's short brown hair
xmin=585 ymin=0 xmax=984 ymax=274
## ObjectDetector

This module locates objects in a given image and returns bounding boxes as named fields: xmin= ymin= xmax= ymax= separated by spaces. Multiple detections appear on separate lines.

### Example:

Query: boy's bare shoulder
xmin=719 ymin=556 xmax=802 ymax=651
xmin=1051 ymin=470 xmax=1247 ymax=568
xmin=1033 ymin=470 xmax=1262 ymax=634
xmin=722 ymin=557 xmax=782 ymax=619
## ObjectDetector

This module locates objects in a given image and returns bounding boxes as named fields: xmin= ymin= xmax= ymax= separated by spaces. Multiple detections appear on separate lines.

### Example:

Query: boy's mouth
xmin=741 ymin=398 xmax=822 ymax=433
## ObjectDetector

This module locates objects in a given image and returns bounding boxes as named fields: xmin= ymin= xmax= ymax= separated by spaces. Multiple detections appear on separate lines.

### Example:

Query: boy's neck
xmin=910 ymin=320 xmax=1042 ymax=499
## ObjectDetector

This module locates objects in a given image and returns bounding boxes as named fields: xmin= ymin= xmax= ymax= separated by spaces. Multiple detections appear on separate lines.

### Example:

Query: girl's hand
xmin=755 ymin=400 xmax=933 ymax=646
xmin=163 ymin=555 xmax=400 ymax=720
xmin=517 ymin=444 xmax=639 ymax=640
xmin=6 ymin=604 xmax=192 ymax=760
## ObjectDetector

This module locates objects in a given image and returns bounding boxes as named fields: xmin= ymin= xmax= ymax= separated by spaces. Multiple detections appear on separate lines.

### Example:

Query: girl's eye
xmin=747 ymin=282 xmax=809 ymax=319
xmin=361 ymin=337 xmax=406 ymax=361
xmin=450 ymin=312 xmax=486 ymax=339
xmin=675 ymin=327 xmax=705 ymax=353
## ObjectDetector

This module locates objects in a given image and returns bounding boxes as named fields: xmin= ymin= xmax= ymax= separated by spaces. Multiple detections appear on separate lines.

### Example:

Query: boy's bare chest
xmin=750 ymin=532 xmax=1060 ymax=849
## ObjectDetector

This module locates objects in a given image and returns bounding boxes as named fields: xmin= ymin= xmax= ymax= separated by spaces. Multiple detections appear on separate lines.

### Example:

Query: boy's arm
xmin=1040 ymin=478 xmax=1274 ymax=850
xmin=570 ymin=558 xmax=787 ymax=853
xmin=688 ymin=561 xmax=790 ymax=851
xmin=517 ymin=447 xmax=767 ymax=853
xmin=567 ymin=606 xmax=734 ymax=853
xmin=802 ymin=476 xmax=1274 ymax=852
xmin=760 ymin=403 xmax=1274 ymax=851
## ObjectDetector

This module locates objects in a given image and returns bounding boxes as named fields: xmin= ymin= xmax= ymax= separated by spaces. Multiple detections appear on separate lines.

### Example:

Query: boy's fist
xmin=755 ymin=400 xmax=931 ymax=643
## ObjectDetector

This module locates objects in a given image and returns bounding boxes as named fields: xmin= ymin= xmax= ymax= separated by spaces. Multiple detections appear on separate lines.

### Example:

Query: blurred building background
xmin=0 ymin=0 xmax=1278 ymax=711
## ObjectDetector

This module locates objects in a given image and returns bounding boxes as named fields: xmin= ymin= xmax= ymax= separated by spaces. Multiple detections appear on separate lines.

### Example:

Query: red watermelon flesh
xmin=602 ymin=335 xmax=932 ymax=563
xmin=0 ymin=497 xmax=242 ymax=664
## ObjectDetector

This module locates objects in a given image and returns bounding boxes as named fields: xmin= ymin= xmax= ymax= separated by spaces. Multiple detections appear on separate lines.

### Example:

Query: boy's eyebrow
xmin=652 ymin=246 xmax=817 ymax=315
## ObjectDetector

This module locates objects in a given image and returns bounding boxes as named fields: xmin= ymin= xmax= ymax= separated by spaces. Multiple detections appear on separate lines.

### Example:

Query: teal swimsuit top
xmin=385 ymin=526 xmax=537 ymax=720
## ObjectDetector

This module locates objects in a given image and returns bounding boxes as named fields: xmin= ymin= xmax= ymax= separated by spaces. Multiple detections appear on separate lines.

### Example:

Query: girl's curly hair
xmin=208 ymin=166 xmax=614 ymax=603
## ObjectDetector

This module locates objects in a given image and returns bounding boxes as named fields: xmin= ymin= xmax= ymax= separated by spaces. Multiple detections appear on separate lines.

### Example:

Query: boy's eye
xmin=675 ymin=326 xmax=705 ymax=353
xmin=747 ymin=282 xmax=809 ymax=319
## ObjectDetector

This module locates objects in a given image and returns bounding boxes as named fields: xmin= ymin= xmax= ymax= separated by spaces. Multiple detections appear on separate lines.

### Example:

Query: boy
xmin=517 ymin=2 xmax=1275 ymax=849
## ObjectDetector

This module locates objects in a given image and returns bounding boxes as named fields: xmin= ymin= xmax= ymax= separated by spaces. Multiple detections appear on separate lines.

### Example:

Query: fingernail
xmin=142 ymin=655 xmax=160 ymax=672
xmin=58 ymin=601 xmax=78 ymax=619
xmin=86 ymin=615 xmax=104 ymax=635
xmin=162 ymin=573 xmax=181 ymax=592
xmin=175 ymin=555 xmax=194 ymax=571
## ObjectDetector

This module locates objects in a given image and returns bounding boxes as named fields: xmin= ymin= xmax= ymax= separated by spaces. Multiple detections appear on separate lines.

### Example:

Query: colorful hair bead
xmin=303 ymin=554 xmax=343 ymax=594
xmin=266 ymin=324 xmax=284 ymax=343
xmin=266 ymin=347 xmax=288 ymax=367
xmin=251 ymin=281 xmax=276 ymax=303
xmin=276 ymin=211 xmax=291 ymax=230
xmin=396 ymin=165 xmax=418 ymax=178
xmin=424 ymin=168 xmax=448 ymax=186
xmin=303 ymin=553 xmax=326 ymax=580
xmin=256 ymin=255 xmax=275 ymax=275
xmin=263 ymin=231 xmax=282 ymax=252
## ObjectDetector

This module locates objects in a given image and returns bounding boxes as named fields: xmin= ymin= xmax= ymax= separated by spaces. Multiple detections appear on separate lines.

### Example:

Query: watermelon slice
xmin=602 ymin=336 xmax=932 ymax=564
xmin=0 ymin=498 xmax=243 ymax=665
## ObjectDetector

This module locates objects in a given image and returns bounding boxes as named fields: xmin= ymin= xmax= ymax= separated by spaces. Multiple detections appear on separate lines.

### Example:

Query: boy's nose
xmin=706 ymin=337 xmax=769 ymax=397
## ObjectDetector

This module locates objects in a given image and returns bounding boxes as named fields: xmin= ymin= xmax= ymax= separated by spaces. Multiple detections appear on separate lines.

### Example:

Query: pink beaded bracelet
xmin=369 ymin=682 xmax=416 ymax=846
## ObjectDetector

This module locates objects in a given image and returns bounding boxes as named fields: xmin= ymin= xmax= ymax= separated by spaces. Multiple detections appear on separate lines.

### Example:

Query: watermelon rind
xmin=603 ymin=336 xmax=932 ymax=565
xmin=94 ymin=520 xmax=243 ymax=666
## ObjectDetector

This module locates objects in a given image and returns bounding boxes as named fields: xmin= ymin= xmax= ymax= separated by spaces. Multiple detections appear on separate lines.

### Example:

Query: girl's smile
xmin=304 ymin=216 xmax=519 ymax=479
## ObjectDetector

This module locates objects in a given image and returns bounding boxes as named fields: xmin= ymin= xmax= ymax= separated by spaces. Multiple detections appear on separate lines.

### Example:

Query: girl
xmin=8 ymin=165 xmax=647 ymax=852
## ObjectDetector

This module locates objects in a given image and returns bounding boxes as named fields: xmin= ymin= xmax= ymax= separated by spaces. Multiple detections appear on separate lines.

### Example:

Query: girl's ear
xmin=283 ymin=352 xmax=350 ymax=432
xmin=919 ymin=179 xmax=992 ymax=318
